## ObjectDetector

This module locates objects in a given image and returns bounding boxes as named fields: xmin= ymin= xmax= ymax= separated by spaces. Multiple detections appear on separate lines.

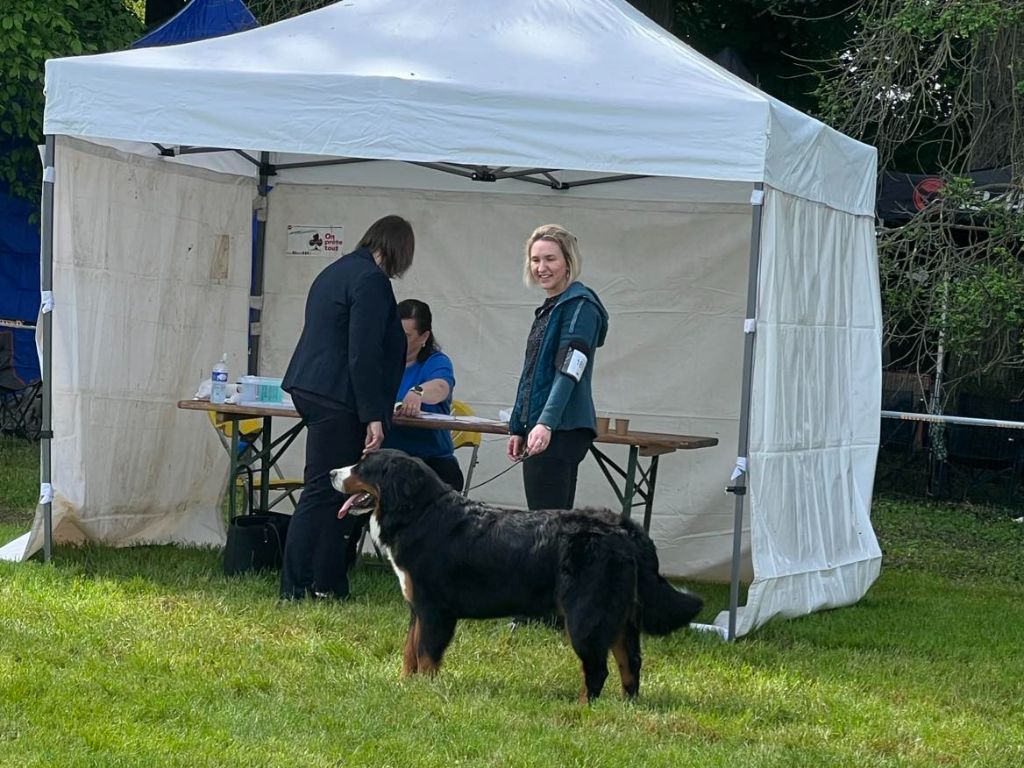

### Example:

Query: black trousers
xmin=522 ymin=428 xmax=593 ymax=510
xmin=280 ymin=392 xmax=364 ymax=600
xmin=423 ymin=455 xmax=465 ymax=493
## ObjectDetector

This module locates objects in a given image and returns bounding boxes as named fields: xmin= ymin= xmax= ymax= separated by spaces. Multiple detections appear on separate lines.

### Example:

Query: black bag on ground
xmin=223 ymin=513 xmax=291 ymax=576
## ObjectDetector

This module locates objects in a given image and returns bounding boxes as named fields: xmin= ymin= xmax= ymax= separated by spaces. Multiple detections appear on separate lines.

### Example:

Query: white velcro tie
xmin=41 ymin=291 xmax=54 ymax=314
xmin=730 ymin=456 xmax=747 ymax=481
xmin=39 ymin=483 xmax=54 ymax=505
xmin=750 ymin=189 xmax=765 ymax=206
xmin=43 ymin=166 xmax=55 ymax=183
xmin=743 ymin=318 xmax=756 ymax=334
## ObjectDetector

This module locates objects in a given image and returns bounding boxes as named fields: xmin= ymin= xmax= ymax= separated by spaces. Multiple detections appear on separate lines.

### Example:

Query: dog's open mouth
xmin=338 ymin=490 xmax=376 ymax=518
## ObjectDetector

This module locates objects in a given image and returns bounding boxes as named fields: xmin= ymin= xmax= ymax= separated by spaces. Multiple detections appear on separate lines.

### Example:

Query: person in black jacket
xmin=279 ymin=215 xmax=414 ymax=601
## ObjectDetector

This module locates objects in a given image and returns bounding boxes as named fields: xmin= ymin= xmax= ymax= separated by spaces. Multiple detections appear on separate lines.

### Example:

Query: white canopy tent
xmin=5 ymin=0 xmax=882 ymax=638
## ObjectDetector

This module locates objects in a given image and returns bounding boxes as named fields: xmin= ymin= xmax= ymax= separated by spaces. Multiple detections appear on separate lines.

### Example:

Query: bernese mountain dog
xmin=331 ymin=449 xmax=703 ymax=702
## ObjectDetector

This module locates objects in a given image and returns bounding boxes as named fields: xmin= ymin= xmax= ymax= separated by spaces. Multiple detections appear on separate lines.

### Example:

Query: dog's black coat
xmin=338 ymin=449 xmax=703 ymax=701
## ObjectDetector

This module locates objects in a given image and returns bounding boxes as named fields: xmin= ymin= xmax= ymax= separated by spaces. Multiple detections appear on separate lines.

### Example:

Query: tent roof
xmin=43 ymin=0 xmax=875 ymax=215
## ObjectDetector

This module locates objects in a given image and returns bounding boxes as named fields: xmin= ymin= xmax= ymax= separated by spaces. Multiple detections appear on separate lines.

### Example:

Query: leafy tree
xmin=818 ymin=1 xmax=1024 ymax=406
xmin=0 ymin=1 xmax=143 ymax=201
xmin=673 ymin=1 xmax=855 ymax=115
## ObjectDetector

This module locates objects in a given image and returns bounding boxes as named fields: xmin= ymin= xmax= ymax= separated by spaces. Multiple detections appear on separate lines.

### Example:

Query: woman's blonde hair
xmin=523 ymin=224 xmax=582 ymax=287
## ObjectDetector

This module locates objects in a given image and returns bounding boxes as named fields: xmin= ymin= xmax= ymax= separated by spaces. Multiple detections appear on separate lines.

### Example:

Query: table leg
xmin=260 ymin=416 xmax=272 ymax=514
xmin=228 ymin=417 xmax=240 ymax=520
xmin=642 ymin=455 xmax=659 ymax=533
xmin=621 ymin=446 xmax=638 ymax=520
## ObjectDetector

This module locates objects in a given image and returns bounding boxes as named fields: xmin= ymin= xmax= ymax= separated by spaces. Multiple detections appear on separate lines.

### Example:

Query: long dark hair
xmin=398 ymin=299 xmax=441 ymax=364
xmin=358 ymin=215 xmax=414 ymax=278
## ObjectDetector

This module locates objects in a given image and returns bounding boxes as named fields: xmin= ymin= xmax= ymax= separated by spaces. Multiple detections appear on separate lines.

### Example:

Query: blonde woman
xmin=506 ymin=224 xmax=609 ymax=510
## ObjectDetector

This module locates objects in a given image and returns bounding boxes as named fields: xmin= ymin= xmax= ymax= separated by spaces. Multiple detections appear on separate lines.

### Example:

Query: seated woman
xmin=384 ymin=299 xmax=465 ymax=492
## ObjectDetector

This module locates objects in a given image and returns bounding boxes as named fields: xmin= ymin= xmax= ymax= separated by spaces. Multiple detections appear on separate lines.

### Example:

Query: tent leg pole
xmin=728 ymin=182 xmax=765 ymax=641
xmin=248 ymin=152 xmax=271 ymax=375
xmin=40 ymin=135 xmax=56 ymax=563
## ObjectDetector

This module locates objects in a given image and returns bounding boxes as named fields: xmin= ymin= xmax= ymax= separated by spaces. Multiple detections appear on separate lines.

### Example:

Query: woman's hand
xmin=364 ymin=421 xmax=384 ymax=455
xmin=396 ymin=390 xmax=422 ymax=416
xmin=507 ymin=435 xmax=525 ymax=462
xmin=526 ymin=424 xmax=552 ymax=457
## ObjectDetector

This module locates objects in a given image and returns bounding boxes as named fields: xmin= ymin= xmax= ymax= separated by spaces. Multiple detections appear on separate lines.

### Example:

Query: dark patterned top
xmin=517 ymin=294 xmax=560 ymax=428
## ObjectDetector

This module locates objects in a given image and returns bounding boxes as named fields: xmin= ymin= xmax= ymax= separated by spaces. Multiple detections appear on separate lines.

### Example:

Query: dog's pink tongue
xmin=338 ymin=494 xmax=358 ymax=519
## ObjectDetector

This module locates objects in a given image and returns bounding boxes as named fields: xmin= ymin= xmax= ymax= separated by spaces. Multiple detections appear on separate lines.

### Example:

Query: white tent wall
xmin=259 ymin=181 xmax=755 ymax=581
xmin=1 ymin=139 xmax=254 ymax=561
xmin=715 ymin=189 xmax=882 ymax=634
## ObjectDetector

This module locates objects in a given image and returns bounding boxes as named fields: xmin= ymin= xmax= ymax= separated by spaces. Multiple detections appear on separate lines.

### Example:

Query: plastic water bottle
xmin=211 ymin=353 xmax=229 ymax=405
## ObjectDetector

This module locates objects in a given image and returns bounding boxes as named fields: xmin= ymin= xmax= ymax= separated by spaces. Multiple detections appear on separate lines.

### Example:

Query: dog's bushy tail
xmin=629 ymin=524 xmax=703 ymax=636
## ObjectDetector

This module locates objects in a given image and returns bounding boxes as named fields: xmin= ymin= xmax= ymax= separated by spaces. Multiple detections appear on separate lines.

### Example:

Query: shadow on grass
xmin=18 ymin=543 xmax=412 ymax=607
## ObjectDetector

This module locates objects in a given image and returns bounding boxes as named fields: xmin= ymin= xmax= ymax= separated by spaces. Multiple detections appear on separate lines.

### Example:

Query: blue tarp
xmin=131 ymin=0 xmax=258 ymax=48
xmin=0 ymin=184 xmax=41 ymax=382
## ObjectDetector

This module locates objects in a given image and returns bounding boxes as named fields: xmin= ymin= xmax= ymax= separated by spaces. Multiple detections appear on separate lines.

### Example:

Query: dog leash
xmin=306 ymin=449 xmax=530 ymax=495
xmin=464 ymin=451 xmax=530 ymax=493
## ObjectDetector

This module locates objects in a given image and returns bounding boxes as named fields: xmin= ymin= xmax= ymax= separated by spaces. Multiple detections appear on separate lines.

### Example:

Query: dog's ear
xmin=375 ymin=454 xmax=441 ymax=516
xmin=375 ymin=454 xmax=411 ymax=511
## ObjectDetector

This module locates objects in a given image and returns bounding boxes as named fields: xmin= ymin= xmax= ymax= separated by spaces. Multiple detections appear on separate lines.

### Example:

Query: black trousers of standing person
xmin=423 ymin=455 xmax=465 ymax=493
xmin=522 ymin=428 xmax=593 ymax=510
xmin=280 ymin=392 xmax=365 ymax=601
xmin=512 ymin=427 xmax=593 ymax=630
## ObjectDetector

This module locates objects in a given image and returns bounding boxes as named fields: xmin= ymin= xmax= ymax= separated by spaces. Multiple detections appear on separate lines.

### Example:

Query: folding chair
xmin=207 ymin=410 xmax=304 ymax=515
xmin=0 ymin=328 xmax=41 ymax=440
xmin=450 ymin=399 xmax=481 ymax=494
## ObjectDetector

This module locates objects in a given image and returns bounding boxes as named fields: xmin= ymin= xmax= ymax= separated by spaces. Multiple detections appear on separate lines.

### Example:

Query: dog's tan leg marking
xmin=416 ymin=652 xmax=440 ymax=676
xmin=402 ymin=616 xmax=420 ymax=677
xmin=611 ymin=634 xmax=636 ymax=697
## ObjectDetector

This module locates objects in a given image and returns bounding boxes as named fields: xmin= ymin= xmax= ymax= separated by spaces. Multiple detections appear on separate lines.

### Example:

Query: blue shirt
xmin=383 ymin=351 xmax=457 ymax=459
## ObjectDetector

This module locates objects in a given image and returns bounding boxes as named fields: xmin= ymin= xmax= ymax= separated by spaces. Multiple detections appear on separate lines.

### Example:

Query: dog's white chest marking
xmin=370 ymin=516 xmax=412 ymax=602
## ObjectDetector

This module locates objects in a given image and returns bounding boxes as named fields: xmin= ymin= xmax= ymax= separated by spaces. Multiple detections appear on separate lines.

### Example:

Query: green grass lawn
xmin=2 ymin=436 xmax=1024 ymax=767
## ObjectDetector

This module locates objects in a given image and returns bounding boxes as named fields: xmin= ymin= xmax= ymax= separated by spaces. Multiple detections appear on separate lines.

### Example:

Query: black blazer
xmin=282 ymin=248 xmax=406 ymax=425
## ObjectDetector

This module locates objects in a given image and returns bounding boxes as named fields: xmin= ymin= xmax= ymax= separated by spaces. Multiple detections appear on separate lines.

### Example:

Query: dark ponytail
xmin=398 ymin=299 xmax=440 ymax=363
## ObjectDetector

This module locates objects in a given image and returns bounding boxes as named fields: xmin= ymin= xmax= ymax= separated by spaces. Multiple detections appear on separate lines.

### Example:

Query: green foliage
xmin=879 ymin=176 xmax=1024 ymax=395
xmin=0 ymin=1 xmax=143 ymax=201
xmin=889 ymin=0 xmax=1024 ymax=37
xmin=246 ymin=0 xmax=335 ymax=25
xmin=816 ymin=0 xmax=1024 ymax=175
xmin=673 ymin=1 xmax=855 ymax=115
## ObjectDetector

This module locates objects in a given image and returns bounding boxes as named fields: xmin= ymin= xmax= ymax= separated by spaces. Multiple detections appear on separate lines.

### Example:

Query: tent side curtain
xmin=0 ymin=137 xmax=255 ymax=563
xmin=132 ymin=0 xmax=257 ymax=48
xmin=717 ymin=187 xmax=883 ymax=636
